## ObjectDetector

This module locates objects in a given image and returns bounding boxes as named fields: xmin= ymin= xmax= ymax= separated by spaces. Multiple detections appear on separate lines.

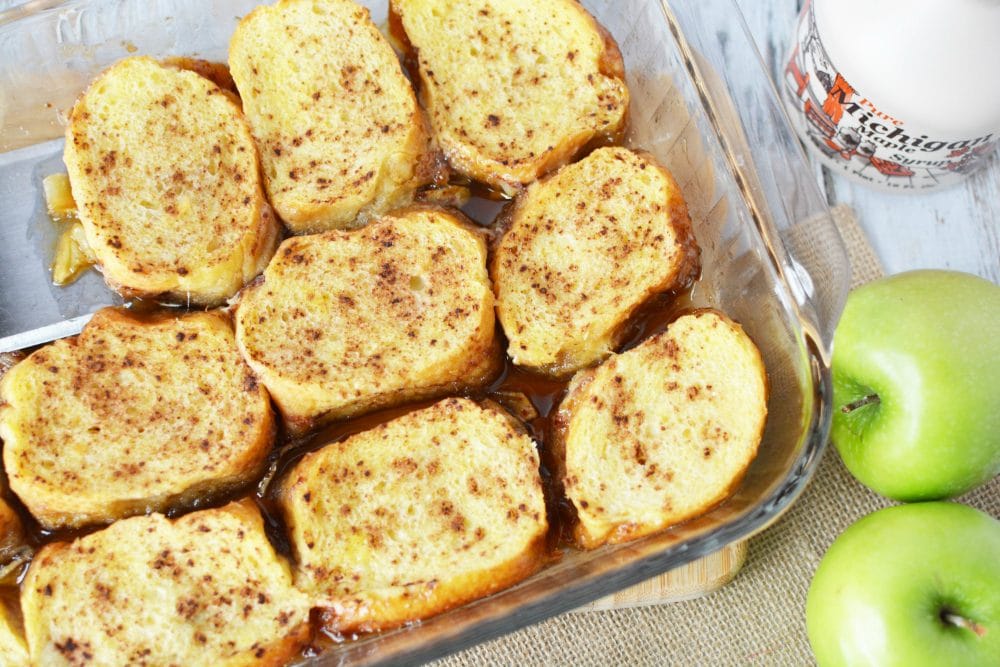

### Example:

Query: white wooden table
xmin=738 ymin=0 xmax=999 ymax=283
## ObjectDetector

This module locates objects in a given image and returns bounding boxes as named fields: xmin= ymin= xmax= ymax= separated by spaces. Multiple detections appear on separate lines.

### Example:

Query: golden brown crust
xmin=229 ymin=0 xmax=436 ymax=233
xmin=325 ymin=532 xmax=548 ymax=633
xmin=0 ymin=308 xmax=275 ymax=529
xmin=63 ymin=56 xmax=278 ymax=306
xmin=162 ymin=56 xmax=241 ymax=98
xmin=594 ymin=17 xmax=627 ymax=83
xmin=390 ymin=0 xmax=630 ymax=195
xmin=491 ymin=147 xmax=698 ymax=376
xmin=548 ymin=367 xmax=594 ymax=500
xmin=0 ymin=353 xmax=24 ymax=383
xmin=234 ymin=206 xmax=500 ymax=435
xmin=0 ymin=589 xmax=28 ymax=667
xmin=277 ymin=398 xmax=548 ymax=633
xmin=554 ymin=310 xmax=768 ymax=549
xmin=20 ymin=501 xmax=311 ymax=666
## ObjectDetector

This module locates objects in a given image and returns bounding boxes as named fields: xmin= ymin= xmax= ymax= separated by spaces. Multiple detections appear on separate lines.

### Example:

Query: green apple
xmin=807 ymin=502 xmax=1000 ymax=667
xmin=832 ymin=269 xmax=1000 ymax=501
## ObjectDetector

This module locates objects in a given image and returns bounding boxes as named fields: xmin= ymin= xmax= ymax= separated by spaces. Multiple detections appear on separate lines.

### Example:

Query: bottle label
xmin=783 ymin=0 xmax=997 ymax=190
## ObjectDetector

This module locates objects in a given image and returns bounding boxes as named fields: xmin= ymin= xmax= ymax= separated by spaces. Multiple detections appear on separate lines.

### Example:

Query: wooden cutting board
xmin=575 ymin=541 xmax=747 ymax=611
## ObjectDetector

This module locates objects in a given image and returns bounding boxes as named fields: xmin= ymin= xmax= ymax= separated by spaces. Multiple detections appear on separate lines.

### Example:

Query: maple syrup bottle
xmin=783 ymin=0 xmax=1000 ymax=191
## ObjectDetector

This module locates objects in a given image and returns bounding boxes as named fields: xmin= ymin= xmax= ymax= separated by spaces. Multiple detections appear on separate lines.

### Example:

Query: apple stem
xmin=840 ymin=394 xmax=880 ymax=414
xmin=942 ymin=611 xmax=987 ymax=637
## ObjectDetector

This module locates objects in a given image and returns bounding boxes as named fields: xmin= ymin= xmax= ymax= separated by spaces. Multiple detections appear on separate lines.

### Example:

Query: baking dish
xmin=0 ymin=0 xmax=850 ymax=664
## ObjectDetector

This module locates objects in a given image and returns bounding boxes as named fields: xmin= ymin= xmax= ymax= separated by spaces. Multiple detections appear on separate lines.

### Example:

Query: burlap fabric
xmin=433 ymin=205 xmax=1000 ymax=666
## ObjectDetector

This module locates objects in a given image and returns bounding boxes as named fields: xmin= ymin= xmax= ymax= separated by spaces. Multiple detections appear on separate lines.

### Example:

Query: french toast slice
xmin=234 ymin=206 xmax=499 ymax=434
xmin=389 ymin=0 xmax=629 ymax=194
xmin=63 ymin=56 xmax=279 ymax=306
xmin=0 ymin=308 xmax=275 ymax=529
xmin=0 ymin=590 xmax=27 ymax=667
xmin=229 ymin=0 xmax=435 ymax=234
xmin=492 ymin=147 xmax=696 ymax=376
xmin=277 ymin=398 xmax=548 ymax=632
xmin=554 ymin=311 xmax=768 ymax=549
xmin=20 ymin=501 xmax=310 ymax=667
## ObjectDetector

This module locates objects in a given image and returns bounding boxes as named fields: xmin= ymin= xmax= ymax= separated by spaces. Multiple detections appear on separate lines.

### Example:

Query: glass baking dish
xmin=0 ymin=0 xmax=849 ymax=664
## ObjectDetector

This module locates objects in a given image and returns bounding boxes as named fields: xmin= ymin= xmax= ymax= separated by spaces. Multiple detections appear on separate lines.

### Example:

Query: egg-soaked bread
xmin=277 ymin=398 xmax=548 ymax=632
xmin=555 ymin=311 xmax=768 ymax=548
xmin=0 ymin=590 xmax=27 ymax=667
xmin=492 ymin=147 xmax=696 ymax=376
xmin=0 ymin=308 xmax=275 ymax=529
xmin=20 ymin=501 xmax=310 ymax=666
xmin=63 ymin=56 xmax=278 ymax=305
xmin=390 ymin=0 xmax=629 ymax=195
xmin=230 ymin=0 xmax=435 ymax=233
xmin=234 ymin=206 xmax=499 ymax=434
